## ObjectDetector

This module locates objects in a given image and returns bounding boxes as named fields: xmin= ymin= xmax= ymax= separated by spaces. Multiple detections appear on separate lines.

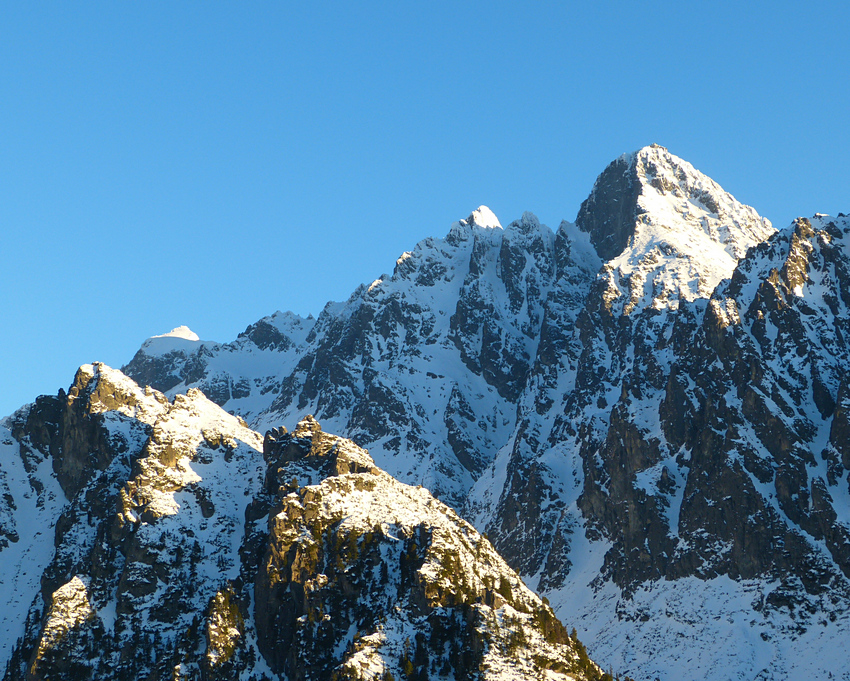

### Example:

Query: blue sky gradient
xmin=2 ymin=2 xmax=848 ymax=416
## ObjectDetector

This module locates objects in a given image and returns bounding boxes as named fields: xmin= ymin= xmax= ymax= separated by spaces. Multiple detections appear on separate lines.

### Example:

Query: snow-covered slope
xmin=545 ymin=216 xmax=850 ymax=680
xmin=470 ymin=145 xmax=774 ymax=581
xmin=477 ymin=213 xmax=850 ymax=680
xmin=0 ymin=419 xmax=64 ymax=668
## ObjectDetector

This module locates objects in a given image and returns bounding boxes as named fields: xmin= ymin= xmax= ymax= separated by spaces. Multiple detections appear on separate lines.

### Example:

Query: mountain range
xmin=2 ymin=144 xmax=849 ymax=680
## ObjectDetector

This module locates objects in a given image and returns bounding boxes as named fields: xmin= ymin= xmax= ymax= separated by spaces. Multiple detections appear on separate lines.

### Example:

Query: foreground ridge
xmin=0 ymin=366 xmax=610 ymax=680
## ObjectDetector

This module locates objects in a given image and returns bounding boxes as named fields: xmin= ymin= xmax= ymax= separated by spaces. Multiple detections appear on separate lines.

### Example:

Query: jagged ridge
xmin=0 ymin=365 xmax=610 ymax=681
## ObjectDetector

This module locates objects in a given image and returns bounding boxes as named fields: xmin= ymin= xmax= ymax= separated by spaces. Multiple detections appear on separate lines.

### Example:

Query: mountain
xmin=5 ymin=144 xmax=849 ymax=680
xmin=0 ymin=364 xmax=608 ymax=680
xmin=123 ymin=206 xmax=599 ymax=509
xmin=473 ymin=157 xmax=850 ymax=678
xmin=576 ymin=143 xmax=773 ymax=311
xmin=121 ymin=146 xmax=850 ymax=680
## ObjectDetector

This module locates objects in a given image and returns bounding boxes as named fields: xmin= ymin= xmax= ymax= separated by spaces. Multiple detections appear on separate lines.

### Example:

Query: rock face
xmin=474 ymin=198 xmax=850 ymax=678
xmin=577 ymin=143 xmax=773 ymax=312
xmin=0 ymin=367 xmax=607 ymax=681
xmin=249 ymin=416 xmax=608 ymax=681
xmin=8 ymin=145 xmax=850 ymax=680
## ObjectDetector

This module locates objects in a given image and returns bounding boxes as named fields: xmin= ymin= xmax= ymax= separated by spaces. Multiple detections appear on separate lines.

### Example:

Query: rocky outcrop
xmin=8 ymin=364 xmax=156 ymax=498
xmin=248 ymin=416 xmax=610 ymax=681
xmin=2 ymin=364 xmax=267 ymax=681
xmin=575 ymin=150 xmax=643 ymax=261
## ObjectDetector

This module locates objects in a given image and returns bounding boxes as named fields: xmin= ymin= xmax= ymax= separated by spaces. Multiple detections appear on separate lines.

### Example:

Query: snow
xmin=152 ymin=325 xmax=200 ymax=341
xmin=559 ymin=219 xmax=603 ymax=273
xmin=548 ymin=573 xmax=850 ymax=681
xmin=118 ymin=384 xmax=266 ymax=582
xmin=263 ymin=310 xmax=315 ymax=343
xmin=117 ymin=203 xmax=576 ymax=512
xmin=465 ymin=430 xmax=516 ymax=529
xmin=518 ymin=213 xmax=850 ymax=680
xmin=140 ymin=328 xmax=207 ymax=358
xmin=0 ymin=427 xmax=66 ymax=670
xmin=131 ymin=323 xmax=312 ymax=425
xmin=601 ymin=145 xmax=774 ymax=314
xmin=75 ymin=371 xmax=268 ymax=673
xmin=467 ymin=205 xmax=502 ymax=230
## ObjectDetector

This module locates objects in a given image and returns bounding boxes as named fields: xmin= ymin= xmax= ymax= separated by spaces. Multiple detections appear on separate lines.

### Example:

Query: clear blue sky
xmin=1 ymin=2 xmax=848 ymax=417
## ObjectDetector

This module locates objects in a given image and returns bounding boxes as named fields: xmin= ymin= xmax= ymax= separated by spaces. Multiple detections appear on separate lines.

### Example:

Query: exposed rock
xmin=2 ymin=365 xmax=266 ymax=681
xmin=251 ymin=417 xmax=610 ymax=680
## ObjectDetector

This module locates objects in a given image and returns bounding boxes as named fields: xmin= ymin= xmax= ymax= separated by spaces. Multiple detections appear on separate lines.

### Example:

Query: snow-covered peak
xmin=466 ymin=205 xmax=502 ymax=229
xmin=139 ymin=326 xmax=206 ymax=358
xmin=151 ymin=326 xmax=199 ymax=341
xmin=578 ymin=145 xmax=774 ymax=314
xmin=445 ymin=206 xmax=503 ymax=245
xmin=250 ymin=310 xmax=316 ymax=348
xmin=631 ymin=144 xmax=773 ymax=260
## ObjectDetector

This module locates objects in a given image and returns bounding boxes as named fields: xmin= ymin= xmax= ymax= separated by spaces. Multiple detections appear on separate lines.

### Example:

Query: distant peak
xmin=466 ymin=205 xmax=502 ymax=229
xmin=151 ymin=326 xmax=199 ymax=342
xmin=137 ymin=325 xmax=205 ymax=359
xmin=520 ymin=211 xmax=540 ymax=227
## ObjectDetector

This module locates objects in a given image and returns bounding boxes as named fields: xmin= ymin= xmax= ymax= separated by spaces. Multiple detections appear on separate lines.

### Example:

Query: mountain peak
xmin=578 ymin=146 xmax=772 ymax=260
xmin=465 ymin=205 xmax=502 ymax=229
xmin=138 ymin=326 xmax=207 ymax=361
xmin=151 ymin=325 xmax=199 ymax=341
xmin=577 ymin=145 xmax=774 ymax=312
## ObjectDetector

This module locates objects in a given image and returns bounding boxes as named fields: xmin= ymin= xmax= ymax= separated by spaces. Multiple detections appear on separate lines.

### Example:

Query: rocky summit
xmin=3 ymin=145 xmax=850 ymax=680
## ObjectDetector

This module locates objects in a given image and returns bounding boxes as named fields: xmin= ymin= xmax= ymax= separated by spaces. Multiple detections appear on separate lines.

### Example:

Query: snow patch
xmin=152 ymin=326 xmax=200 ymax=341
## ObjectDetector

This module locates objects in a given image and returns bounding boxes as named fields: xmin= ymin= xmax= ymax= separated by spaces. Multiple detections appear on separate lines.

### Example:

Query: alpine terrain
xmin=2 ymin=144 xmax=849 ymax=680
xmin=0 ymin=364 xmax=607 ymax=680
